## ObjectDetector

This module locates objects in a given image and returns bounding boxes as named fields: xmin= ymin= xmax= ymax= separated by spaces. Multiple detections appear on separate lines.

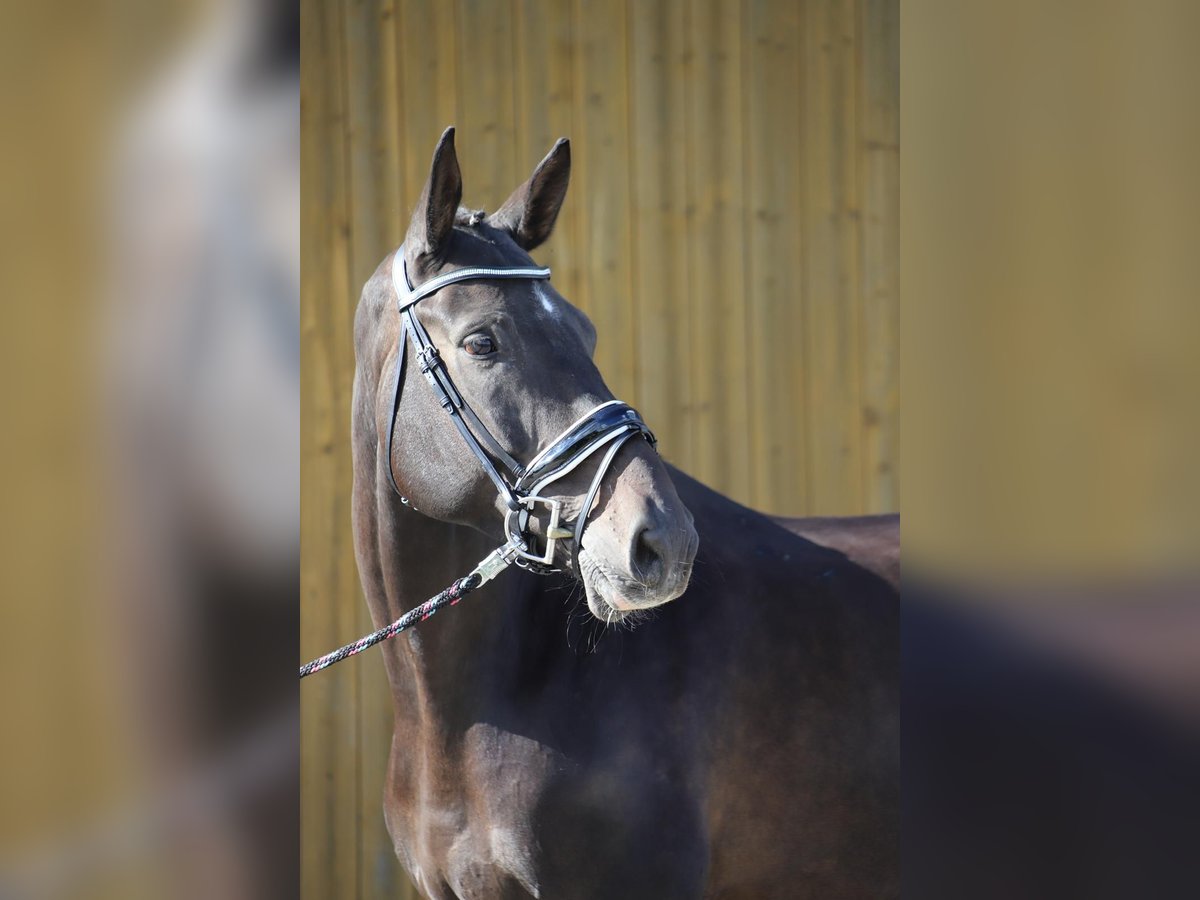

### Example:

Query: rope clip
xmin=471 ymin=545 xmax=519 ymax=585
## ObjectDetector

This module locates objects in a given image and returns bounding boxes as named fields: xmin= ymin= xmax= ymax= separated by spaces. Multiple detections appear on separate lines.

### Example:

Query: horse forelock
xmin=455 ymin=205 xmax=487 ymax=226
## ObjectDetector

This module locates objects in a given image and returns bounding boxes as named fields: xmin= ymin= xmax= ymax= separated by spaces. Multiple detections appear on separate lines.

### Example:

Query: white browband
xmin=394 ymin=257 xmax=551 ymax=310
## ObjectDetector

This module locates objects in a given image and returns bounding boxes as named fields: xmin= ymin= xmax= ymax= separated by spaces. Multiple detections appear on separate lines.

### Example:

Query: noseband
xmin=385 ymin=250 xmax=656 ymax=574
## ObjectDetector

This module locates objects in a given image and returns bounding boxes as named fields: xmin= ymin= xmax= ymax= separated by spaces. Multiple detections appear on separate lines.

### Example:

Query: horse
xmin=350 ymin=127 xmax=899 ymax=899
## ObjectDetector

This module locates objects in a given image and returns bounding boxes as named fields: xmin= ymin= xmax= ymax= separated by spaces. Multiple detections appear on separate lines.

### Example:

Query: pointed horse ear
xmin=490 ymin=138 xmax=570 ymax=252
xmin=406 ymin=126 xmax=462 ymax=261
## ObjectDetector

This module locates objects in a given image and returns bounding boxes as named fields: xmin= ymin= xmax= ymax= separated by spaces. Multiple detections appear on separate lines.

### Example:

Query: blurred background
xmin=0 ymin=0 xmax=298 ymax=897
xmin=300 ymin=1 xmax=897 ymax=896
xmin=1 ymin=0 xmax=1197 ymax=897
xmin=904 ymin=4 xmax=1200 ymax=896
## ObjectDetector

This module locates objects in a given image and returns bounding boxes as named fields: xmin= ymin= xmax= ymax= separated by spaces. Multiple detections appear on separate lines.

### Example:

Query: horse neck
xmin=369 ymin=494 xmax=524 ymax=737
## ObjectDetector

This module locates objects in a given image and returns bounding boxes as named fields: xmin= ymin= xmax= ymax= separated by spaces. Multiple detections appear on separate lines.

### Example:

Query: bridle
xmin=384 ymin=248 xmax=657 ymax=577
xmin=300 ymin=248 xmax=659 ymax=678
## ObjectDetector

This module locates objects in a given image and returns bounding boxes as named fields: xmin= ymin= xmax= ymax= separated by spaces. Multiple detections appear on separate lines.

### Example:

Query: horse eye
xmin=463 ymin=334 xmax=497 ymax=357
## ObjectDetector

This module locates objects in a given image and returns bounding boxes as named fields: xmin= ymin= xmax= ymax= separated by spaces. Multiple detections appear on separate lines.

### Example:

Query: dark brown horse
xmin=350 ymin=128 xmax=898 ymax=899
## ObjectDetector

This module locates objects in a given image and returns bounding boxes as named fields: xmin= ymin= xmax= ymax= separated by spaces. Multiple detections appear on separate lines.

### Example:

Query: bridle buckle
xmin=416 ymin=344 xmax=440 ymax=373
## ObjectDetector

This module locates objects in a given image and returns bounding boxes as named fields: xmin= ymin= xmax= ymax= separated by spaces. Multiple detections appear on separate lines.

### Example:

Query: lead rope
xmin=298 ymin=575 xmax=480 ymax=678
xmin=299 ymin=546 xmax=514 ymax=678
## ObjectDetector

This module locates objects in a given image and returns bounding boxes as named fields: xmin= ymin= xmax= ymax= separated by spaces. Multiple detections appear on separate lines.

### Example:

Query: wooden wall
xmin=301 ymin=0 xmax=897 ymax=896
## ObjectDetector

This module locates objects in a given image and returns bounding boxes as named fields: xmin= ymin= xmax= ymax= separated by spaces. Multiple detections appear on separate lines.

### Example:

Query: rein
xmin=300 ymin=248 xmax=655 ymax=679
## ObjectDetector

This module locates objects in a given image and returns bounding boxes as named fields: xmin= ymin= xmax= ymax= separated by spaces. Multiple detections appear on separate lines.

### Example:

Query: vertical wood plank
xmin=860 ymin=0 xmax=899 ymax=513
xmin=345 ymin=0 xmax=405 ymax=289
xmin=572 ymin=0 xmax=636 ymax=400
xmin=687 ymin=0 xmax=750 ymax=502
xmin=398 ymin=0 xmax=460 ymax=209
xmin=802 ymin=0 xmax=864 ymax=514
xmin=300 ymin=0 xmax=360 ymax=896
xmin=340 ymin=1 xmax=414 ymax=896
xmin=512 ymin=0 xmax=581 ymax=304
xmin=744 ymin=0 xmax=805 ymax=513
xmin=628 ymin=0 xmax=691 ymax=469
xmin=455 ymin=0 xmax=518 ymax=208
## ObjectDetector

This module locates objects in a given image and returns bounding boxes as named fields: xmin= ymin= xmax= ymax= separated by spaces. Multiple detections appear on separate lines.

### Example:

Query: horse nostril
xmin=632 ymin=527 xmax=668 ymax=586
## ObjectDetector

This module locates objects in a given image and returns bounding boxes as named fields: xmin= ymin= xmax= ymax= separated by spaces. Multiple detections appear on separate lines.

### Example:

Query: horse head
xmin=374 ymin=127 xmax=698 ymax=622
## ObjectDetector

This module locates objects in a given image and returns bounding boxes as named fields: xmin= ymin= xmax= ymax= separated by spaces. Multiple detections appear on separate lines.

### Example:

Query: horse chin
xmin=587 ymin=594 xmax=631 ymax=624
xmin=577 ymin=549 xmax=689 ymax=625
xmin=572 ymin=551 xmax=627 ymax=623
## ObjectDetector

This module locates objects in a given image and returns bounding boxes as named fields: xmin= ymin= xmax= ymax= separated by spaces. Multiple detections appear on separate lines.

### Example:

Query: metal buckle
xmin=504 ymin=495 xmax=564 ymax=566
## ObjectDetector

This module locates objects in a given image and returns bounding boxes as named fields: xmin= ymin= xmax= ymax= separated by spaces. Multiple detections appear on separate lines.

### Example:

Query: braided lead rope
xmin=299 ymin=545 xmax=516 ymax=679
xmin=299 ymin=573 xmax=481 ymax=678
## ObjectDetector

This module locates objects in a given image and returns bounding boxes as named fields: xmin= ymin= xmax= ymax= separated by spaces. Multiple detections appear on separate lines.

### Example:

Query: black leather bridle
xmin=384 ymin=249 xmax=656 ymax=574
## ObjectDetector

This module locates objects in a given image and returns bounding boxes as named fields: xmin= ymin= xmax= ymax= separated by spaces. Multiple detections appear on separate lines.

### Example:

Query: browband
xmin=394 ymin=258 xmax=550 ymax=310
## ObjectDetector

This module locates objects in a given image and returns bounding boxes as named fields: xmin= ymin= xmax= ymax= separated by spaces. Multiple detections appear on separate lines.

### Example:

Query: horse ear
xmin=490 ymin=138 xmax=570 ymax=251
xmin=406 ymin=126 xmax=462 ymax=260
